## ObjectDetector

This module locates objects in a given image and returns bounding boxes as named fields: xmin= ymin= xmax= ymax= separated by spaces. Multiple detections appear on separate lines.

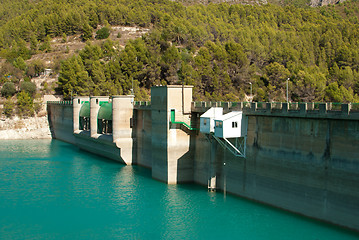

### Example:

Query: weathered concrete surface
xmin=47 ymin=97 xmax=359 ymax=231
xmin=90 ymin=96 xmax=109 ymax=137
xmin=193 ymin=115 xmax=359 ymax=231
xmin=112 ymin=96 xmax=134 ymax=165
xmin=74 ymin=131 xmax=125 ymax=164
xmin=151 ymin=86 xmax=194 ymax=184
xmin=133 ymin=109 xmax=152 ymax=168
xmin=47 ymin=103 xmax=75 ymax=144
xmin=151 ymin=86 xmax=169 ymax=182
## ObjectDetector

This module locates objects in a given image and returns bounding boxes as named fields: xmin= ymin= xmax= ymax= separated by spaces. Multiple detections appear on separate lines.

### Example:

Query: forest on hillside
xmin=1 ymin=0 xmax=359 ymax=117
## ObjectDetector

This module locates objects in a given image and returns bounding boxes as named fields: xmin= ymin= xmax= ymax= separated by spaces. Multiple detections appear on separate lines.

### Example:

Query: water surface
xmin=0 ymin=140 xmax=358 ymax=239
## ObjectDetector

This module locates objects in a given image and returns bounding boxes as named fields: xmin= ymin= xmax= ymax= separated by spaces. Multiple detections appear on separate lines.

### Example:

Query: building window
xmin=232 ymin=121 xmax=238 ymax=128
xmin=203 ymin=119 xmax=207 ymax=126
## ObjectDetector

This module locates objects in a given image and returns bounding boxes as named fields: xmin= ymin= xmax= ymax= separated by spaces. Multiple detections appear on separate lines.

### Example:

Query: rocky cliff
xmin=0 ymin=116 xmax=51 ymax=140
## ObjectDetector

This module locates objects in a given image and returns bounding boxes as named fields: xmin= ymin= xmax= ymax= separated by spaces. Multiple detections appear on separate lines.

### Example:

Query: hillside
xmin=1 ymin=0 xmax=359 ymax=119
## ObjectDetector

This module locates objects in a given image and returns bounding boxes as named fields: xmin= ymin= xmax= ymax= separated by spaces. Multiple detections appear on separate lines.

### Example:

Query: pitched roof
xmin=200 ymin=107 xmax=223 ymax=118
xmin=215 ymin=111 xmax=242 ymax=121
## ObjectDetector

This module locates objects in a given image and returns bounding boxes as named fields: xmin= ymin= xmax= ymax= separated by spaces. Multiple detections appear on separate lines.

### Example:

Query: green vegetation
xmin=96 ymin=27 xmax=110 ymax=39
xmin=20 ymin=81 xmax=37 ymax=97
xmin=1 ymin=82 xmax=16 ymax=98
xmin=3 ymin=98 xmax=15 ymax=117
xmin=1 ymin=0 xmax=359 ymax=104
xmin=17 ymin=91 xmax=34 ymax=117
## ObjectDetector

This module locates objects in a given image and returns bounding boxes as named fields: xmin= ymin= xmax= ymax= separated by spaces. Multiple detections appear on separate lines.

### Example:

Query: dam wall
xmin=192 ymin=112 xmax=359 ymax=231
xmin=133 ymin=108 xmax=152 ymax=168
xmin=47 ymin=102 xmax=75 ymax=144
xmin=47 ymin=87 xmax=359 ymax=231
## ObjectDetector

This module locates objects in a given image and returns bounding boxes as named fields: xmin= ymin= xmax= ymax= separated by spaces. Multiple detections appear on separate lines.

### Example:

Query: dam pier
xmin=47 ymin=85 xmax=359 ymax=231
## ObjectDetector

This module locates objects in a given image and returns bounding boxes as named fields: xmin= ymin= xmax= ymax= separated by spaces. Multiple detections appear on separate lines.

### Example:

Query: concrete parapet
xmin=341 ymin=104 xmax=350 ymax=114
xmin=223 ymin=102 xmax=230 ymax=111
xmin=319 ymin=103 xmax=327 ymax=114
xmin=266 ymin=103 xmax=272 ymax=113
xmin=192 ymin=101 xmax=359 ymax=120
xmin=300 ymin=103 xmax=307 ymax=114
xmin=282 ymin=103 xmax=288 ymax=113
xmin=250 ymin=102 xmax=257 ymax=112
xmin=307 ymin=102 xmax=315 ymax=111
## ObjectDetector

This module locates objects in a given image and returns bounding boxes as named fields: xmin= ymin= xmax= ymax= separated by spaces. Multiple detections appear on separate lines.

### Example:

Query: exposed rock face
xmin=310 ymin=0 xmax=346 ymax=7
xmin=0 ymin=116 xmax=51 ymax=140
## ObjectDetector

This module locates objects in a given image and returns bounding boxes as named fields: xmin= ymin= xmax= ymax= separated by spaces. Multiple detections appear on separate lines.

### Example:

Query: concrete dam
xmin=47 ymin=85 xmax=359 ymax=231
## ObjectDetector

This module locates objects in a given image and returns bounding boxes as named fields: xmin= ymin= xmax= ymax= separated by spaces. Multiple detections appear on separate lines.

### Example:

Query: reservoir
xmin=0 ymin=139 xmax=358 ymax=240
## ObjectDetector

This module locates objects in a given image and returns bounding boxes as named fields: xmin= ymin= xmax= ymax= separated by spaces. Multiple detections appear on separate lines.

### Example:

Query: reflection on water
xmin=0 ymin=140 xmax=358 ymax=240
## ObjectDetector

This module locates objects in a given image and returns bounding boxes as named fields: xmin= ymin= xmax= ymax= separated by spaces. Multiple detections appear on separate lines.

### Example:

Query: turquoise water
xmin=0 ymin=140 xmax=358 ymax=240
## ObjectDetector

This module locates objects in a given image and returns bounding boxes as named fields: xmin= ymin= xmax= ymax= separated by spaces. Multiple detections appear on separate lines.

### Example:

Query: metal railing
xmin=134 ymin=101 xmax=151 ymax=106
xmin=47 ymin=101 xmax=73 ymax=105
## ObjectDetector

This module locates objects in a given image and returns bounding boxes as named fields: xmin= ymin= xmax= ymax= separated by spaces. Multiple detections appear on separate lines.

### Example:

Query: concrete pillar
xmin=151 ymin=85 xmax=194 ymax=184
xmin=112 ymin=95 xmax=134 ymax=165
xmin=90 ymin=96 xmax=109 ymax=138
xmin=282 ymin=103 xmax=289 ymax=113
xmin=224 ymin=102 xmax=230 ymax=111
xmin=208 ymin=137 xmax=218 ymax=191
xmin=341 ymin=104 xmax=351 ymax=115
xmin=238 ymin=102 xmax=243 ymax=110
xmin=327 ymin=103 xmax=332 ymax=111
xmin=73 ymin=96 xmax=89 ymax=133
xmin=300 ymin=103 xmax=307 ymax=114
xmin=251 ymin=102 xmax=257 ymax=112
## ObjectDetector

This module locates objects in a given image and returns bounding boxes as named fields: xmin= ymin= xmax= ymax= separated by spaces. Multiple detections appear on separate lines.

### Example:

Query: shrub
xmin=62 ymin=33 xmax=67 ymax=43
xmin=96 ymin=27 xmax=110 ymax=39
xmin=17 ymin=91 xmax=34 ymax=117
xmin=3 ymin=98 xmax=15 ymax=118
xmin=26 ymin=60 xmax=45 ymax=77
xmin=1 ymin=82 xmax=16 ymax=97
xmin=20 ymin=81 xmax=36 ymax=96
xmin=82 ymin=24 xmax=93 ymax=41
